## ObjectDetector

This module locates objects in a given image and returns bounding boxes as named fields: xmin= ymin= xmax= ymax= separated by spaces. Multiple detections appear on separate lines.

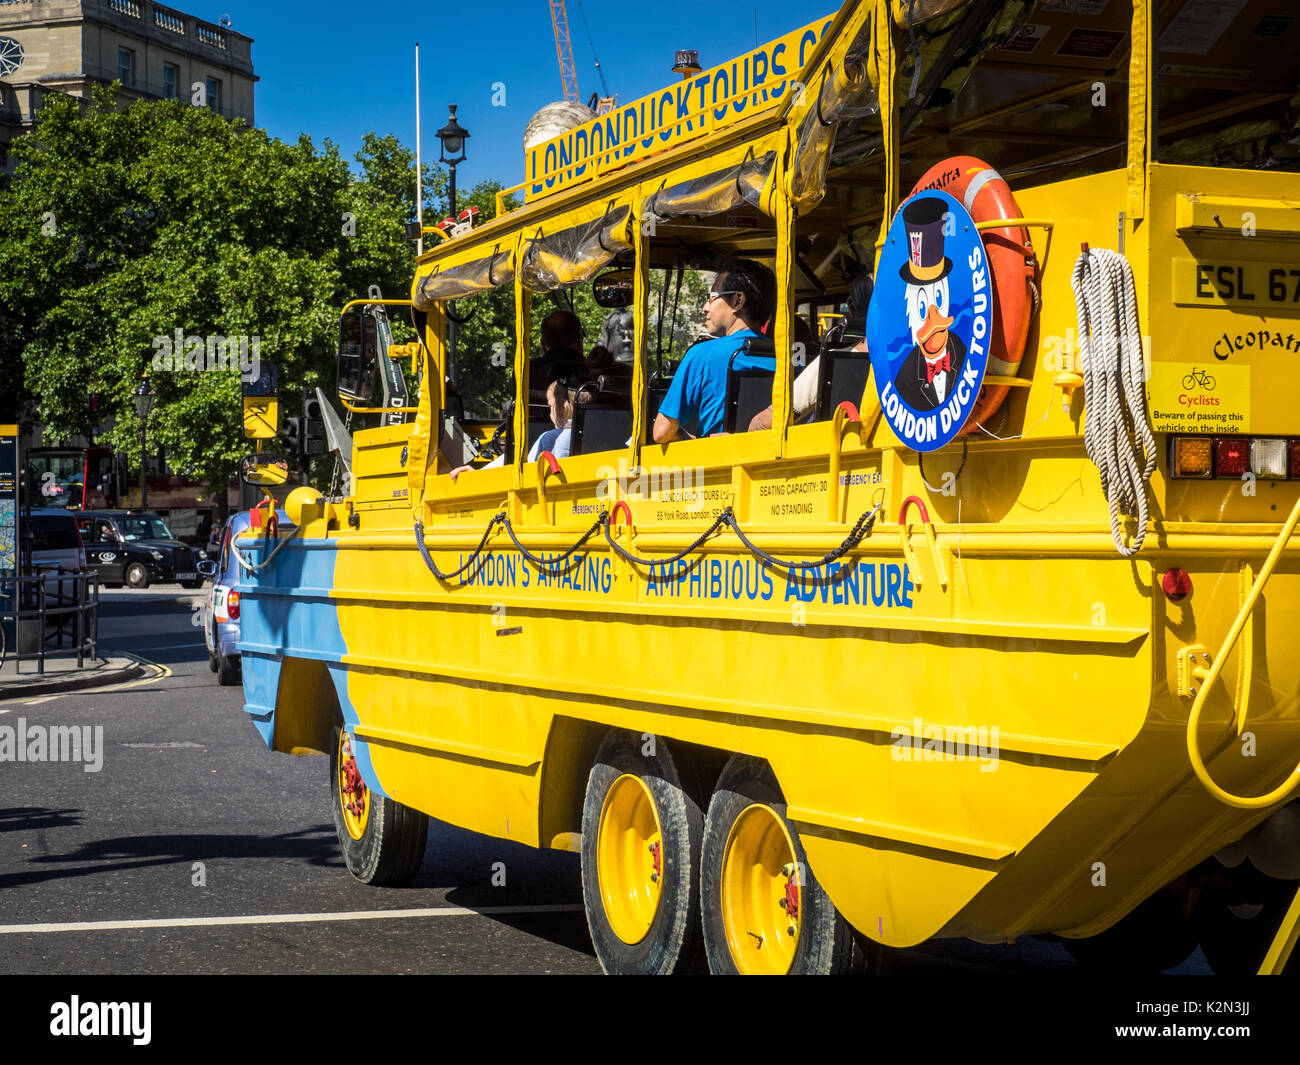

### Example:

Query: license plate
xmin=177 ymin=572 xmax=197 ymax=580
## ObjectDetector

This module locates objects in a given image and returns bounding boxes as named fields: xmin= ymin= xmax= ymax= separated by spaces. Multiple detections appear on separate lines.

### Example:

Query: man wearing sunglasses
xmin=653 ymin=257 xmax=776 ymax=443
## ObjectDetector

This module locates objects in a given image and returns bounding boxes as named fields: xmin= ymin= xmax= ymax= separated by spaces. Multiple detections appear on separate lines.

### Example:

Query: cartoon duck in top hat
xmin=892 ymin=197 xmax=967 ymax=411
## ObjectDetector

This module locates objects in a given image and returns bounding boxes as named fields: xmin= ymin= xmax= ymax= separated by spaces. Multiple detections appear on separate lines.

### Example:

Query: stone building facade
xmin=0 ymin=0 xmax=255 ymax=172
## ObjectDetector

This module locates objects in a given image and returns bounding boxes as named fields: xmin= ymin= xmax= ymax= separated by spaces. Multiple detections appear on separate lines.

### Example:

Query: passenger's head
xmin=546 ymin=378 xmax=574 ymax=429
xmin=546 ymin=377 xmax=590 ymax=429
xmin=541 ymin=309 xmax=582 ymax=353
xmin=848 ymin=270 xmax=875 ymax=322
xmin=706 ymin=258 xmax=776 ymax=336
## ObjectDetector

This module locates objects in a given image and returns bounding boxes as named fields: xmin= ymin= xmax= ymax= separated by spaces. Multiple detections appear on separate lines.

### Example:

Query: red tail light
xmin=1161 ymin=568 xmax=1193 ymax=602
xmin=1214 ymin=437 xmax=1248 ymax=477
xmin=226 ymin=590 xmax=240 ymax=620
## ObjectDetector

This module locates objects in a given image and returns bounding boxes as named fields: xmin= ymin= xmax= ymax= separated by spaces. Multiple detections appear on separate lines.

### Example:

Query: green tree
xmin=0 ymin=87 xmax=424 ymax=495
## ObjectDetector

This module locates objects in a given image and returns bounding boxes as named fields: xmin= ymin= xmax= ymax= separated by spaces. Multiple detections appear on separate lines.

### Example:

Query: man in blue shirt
xmin=653 ymin=258 xmax=776 ymax=442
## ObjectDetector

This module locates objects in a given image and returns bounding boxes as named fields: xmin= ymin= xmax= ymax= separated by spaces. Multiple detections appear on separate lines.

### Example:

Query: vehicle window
xmin=523 ymin=275 xmax=638 ymax=460
xmin=29 ymin=515 xmax=79 ymax=550
xmin=120 ymin=515 xmax=173 ymax=540
xmin=219 ymin=527 xmax=232 ymax=575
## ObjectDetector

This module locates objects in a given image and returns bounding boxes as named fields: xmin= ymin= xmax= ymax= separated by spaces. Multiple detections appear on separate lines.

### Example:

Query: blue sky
xmin=204 ymin=0 xmax=837 ymax=190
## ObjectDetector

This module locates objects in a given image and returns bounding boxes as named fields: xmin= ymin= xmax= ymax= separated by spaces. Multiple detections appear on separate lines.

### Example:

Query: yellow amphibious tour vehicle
xmin=236 ymin=0 xmax=1300 ymax=974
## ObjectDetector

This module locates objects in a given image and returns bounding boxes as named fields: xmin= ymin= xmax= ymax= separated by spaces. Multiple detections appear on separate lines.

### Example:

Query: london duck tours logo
xmin=868 ymin=191 xmax=991 ymax=452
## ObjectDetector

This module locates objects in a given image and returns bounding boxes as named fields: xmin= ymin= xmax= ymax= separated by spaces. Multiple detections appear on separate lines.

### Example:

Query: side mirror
xmin=240 ymin=452 xmax=289 ymax=487
xmin=337 ymin=309 xmax=381 ymax=405
xmin=196 ymin=560 xmax=217 ymax=578
xmin=593 ymin=269 xmax=635 ymax=309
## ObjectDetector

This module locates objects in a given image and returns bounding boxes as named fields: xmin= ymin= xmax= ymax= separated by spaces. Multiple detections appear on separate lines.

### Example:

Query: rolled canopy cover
xmin=646 ymin=152 xmax=777 ymax=223
xmin=790 ymin=27 xmax=880 ymax=213
xmin=519 ymin=204 xmax=633 ymax=293
xmin=413 ymin=247 xmax=515 ymax=310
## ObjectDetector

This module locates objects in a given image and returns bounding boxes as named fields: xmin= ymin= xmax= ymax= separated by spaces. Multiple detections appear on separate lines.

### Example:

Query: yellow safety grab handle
xmin=535 ymin=450 xmax=561 ymax=523
xmin=1186 ymin=493 xmax=1300 ymax=809
xmin=897 ymin=495 xmax=947 ymax=593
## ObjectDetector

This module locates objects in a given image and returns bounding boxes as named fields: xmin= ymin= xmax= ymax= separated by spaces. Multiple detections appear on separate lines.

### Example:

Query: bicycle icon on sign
xmin=1182 ymin=367 xmax=1216 ymax=391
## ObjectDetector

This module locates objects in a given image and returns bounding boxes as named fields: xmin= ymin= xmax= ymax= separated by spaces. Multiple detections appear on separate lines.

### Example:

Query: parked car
xmin=78 ymin=510 xmax=204 ymax=588
xmin=23 ymin=509 xmax=88 ymax=602
xmin=25 ymin=509 xmax=87 ymax=578
xmin=199 ymin=508 xmax=290 ymax=685
xmin=74 ymin=513 xmax=166 ymax=589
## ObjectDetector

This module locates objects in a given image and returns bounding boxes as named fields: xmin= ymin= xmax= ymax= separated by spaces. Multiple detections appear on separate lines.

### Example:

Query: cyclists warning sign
xmin=1148 ymin=362 xmax=1251 ymax=434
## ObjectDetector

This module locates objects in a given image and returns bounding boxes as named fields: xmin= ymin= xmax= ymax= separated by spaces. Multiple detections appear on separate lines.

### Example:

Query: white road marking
xmin=99 ymin=639 xmax=202 ymax=651
xmin=0 ymin=904 xmax=584 ymax=935
xmin=23 ymin=696 xmax=61 ymax=705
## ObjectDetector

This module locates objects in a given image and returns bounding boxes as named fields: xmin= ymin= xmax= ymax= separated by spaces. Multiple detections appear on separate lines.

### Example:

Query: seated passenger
xmin=527 ymin=375 xmax=588 ymax=461
xmin=586 ymin=344 xmax=633 ymax=385
xmin=531 ymin=310 xmax=588 ymax=393
xmin=748 ymin=271 xmax=873 ymax=431
xmin=652 ymin=257 xmax=776 ymax=442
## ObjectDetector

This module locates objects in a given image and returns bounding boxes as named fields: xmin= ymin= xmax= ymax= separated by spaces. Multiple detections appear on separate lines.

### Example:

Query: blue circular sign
xmin=867 ymin=190 xmax=992 ymax=452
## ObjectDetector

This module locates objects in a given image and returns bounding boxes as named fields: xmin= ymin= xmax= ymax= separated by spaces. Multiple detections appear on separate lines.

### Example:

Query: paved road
xmin=0 ymin=588 xmax=1214 ymax=975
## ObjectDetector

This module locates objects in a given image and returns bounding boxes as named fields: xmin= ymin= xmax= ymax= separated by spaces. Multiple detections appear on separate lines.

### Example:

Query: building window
xmin=206 ymin=77 xmax=222 ymax=113
xmin=118 ymin=48 xmax=136 ymax=88
xmin=163 ymin=63 xmax=179 ymax=100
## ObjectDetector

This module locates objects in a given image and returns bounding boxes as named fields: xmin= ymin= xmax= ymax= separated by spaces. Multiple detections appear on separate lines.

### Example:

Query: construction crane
xmin=549 ymin=0 xmax=580 ymax=104
xmin=576 ymin=0 xmax=616 ymax=116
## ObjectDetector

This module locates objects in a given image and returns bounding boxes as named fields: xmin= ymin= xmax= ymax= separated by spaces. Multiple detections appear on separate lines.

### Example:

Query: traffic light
xmin=303 ymin=391 xmax=327 ymax=456
xmin=282 ymin=416 xmax=302 ymax=455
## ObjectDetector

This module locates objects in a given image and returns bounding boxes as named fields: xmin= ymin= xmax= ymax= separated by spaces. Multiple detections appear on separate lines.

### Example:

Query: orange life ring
xmin=904 ymin=157 xmax=1036 ymax=435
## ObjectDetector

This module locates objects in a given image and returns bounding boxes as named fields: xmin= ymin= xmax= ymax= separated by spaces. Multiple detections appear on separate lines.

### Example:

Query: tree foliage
xmin=0 ymin=87 xmax=444 ymax=493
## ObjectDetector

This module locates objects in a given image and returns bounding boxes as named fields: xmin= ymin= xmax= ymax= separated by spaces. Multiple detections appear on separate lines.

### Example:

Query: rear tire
xmin=208 ymin=652 xmax=219 ymax=673
xmin=1193 ymin=863 xmax=1299 ymax=975
xmin=1060 ymin=890 xmax=1200 ymax=972
xmin=701 ymin=755 xmax=853 ymax=974
xmin=330 ymin=713 xmax=428 ymax=885
xmin=579 ymin=730 xmax=705 ymax=975
xmin=124 ymin=562 xmax=149 ymax=589
xmin=216 ymin=654 xmax=240 ymax=686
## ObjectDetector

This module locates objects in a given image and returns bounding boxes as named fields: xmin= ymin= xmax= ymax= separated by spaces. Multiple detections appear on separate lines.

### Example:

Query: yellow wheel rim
xmin=337 ymin=730 xmax=370 ymax=840
xmin=596 ymin=773 xmax=664 ymax=944
xmin=721 ymin=803 xmax=802 ymax=974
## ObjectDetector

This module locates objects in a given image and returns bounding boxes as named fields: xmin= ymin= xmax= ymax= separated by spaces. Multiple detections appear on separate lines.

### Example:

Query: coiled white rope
xmin=1071 ymin=247 xmax=1156 ymax=557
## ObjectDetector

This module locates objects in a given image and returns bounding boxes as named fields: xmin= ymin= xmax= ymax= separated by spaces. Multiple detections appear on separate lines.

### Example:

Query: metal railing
xmin=0 ymin=571 xmax=99 ymax=674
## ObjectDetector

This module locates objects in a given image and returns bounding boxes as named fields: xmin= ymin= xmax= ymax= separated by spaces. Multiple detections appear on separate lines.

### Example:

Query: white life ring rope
xmin=1071 ymin=247 xmax=1156 ymax=557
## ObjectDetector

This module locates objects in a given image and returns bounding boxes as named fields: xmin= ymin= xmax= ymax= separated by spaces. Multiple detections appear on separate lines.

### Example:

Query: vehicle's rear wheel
xmin=701 ymin=755 xmax=853 ymax=974
xmin=330 ymin=713 xmax=427 ymax=885
xmin=216 ymin=654 xmax=240 ymax=685
xmin=124 ymin=562 xmax=149 ymax=589
xmin=580 ymin=730 xmax=705 ymax=974
xmin=208 ymin=652 xmax=219 ymax=673
xmin=1193 ymin=863 xmax=1299 ymax=975
xmin=1060 ymin=890 xmax=1200 ymax=972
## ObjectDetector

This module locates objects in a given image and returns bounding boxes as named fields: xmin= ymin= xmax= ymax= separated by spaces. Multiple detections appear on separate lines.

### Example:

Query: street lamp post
xmin=133 ymin=379 xmax=155 ymax=510
xmin=437 ymin=105 xmax=470 ymax=384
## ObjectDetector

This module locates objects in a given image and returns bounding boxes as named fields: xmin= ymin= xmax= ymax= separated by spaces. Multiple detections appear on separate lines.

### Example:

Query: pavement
xmin=0 ymin=654 xmax=145 ymax=699
xmin=1 ymin=585 xmax=196 ymax=700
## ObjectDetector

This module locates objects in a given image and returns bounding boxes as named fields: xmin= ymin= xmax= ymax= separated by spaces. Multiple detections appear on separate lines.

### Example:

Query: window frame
xmin=117 ymin=47 xmax=135 ymax=88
